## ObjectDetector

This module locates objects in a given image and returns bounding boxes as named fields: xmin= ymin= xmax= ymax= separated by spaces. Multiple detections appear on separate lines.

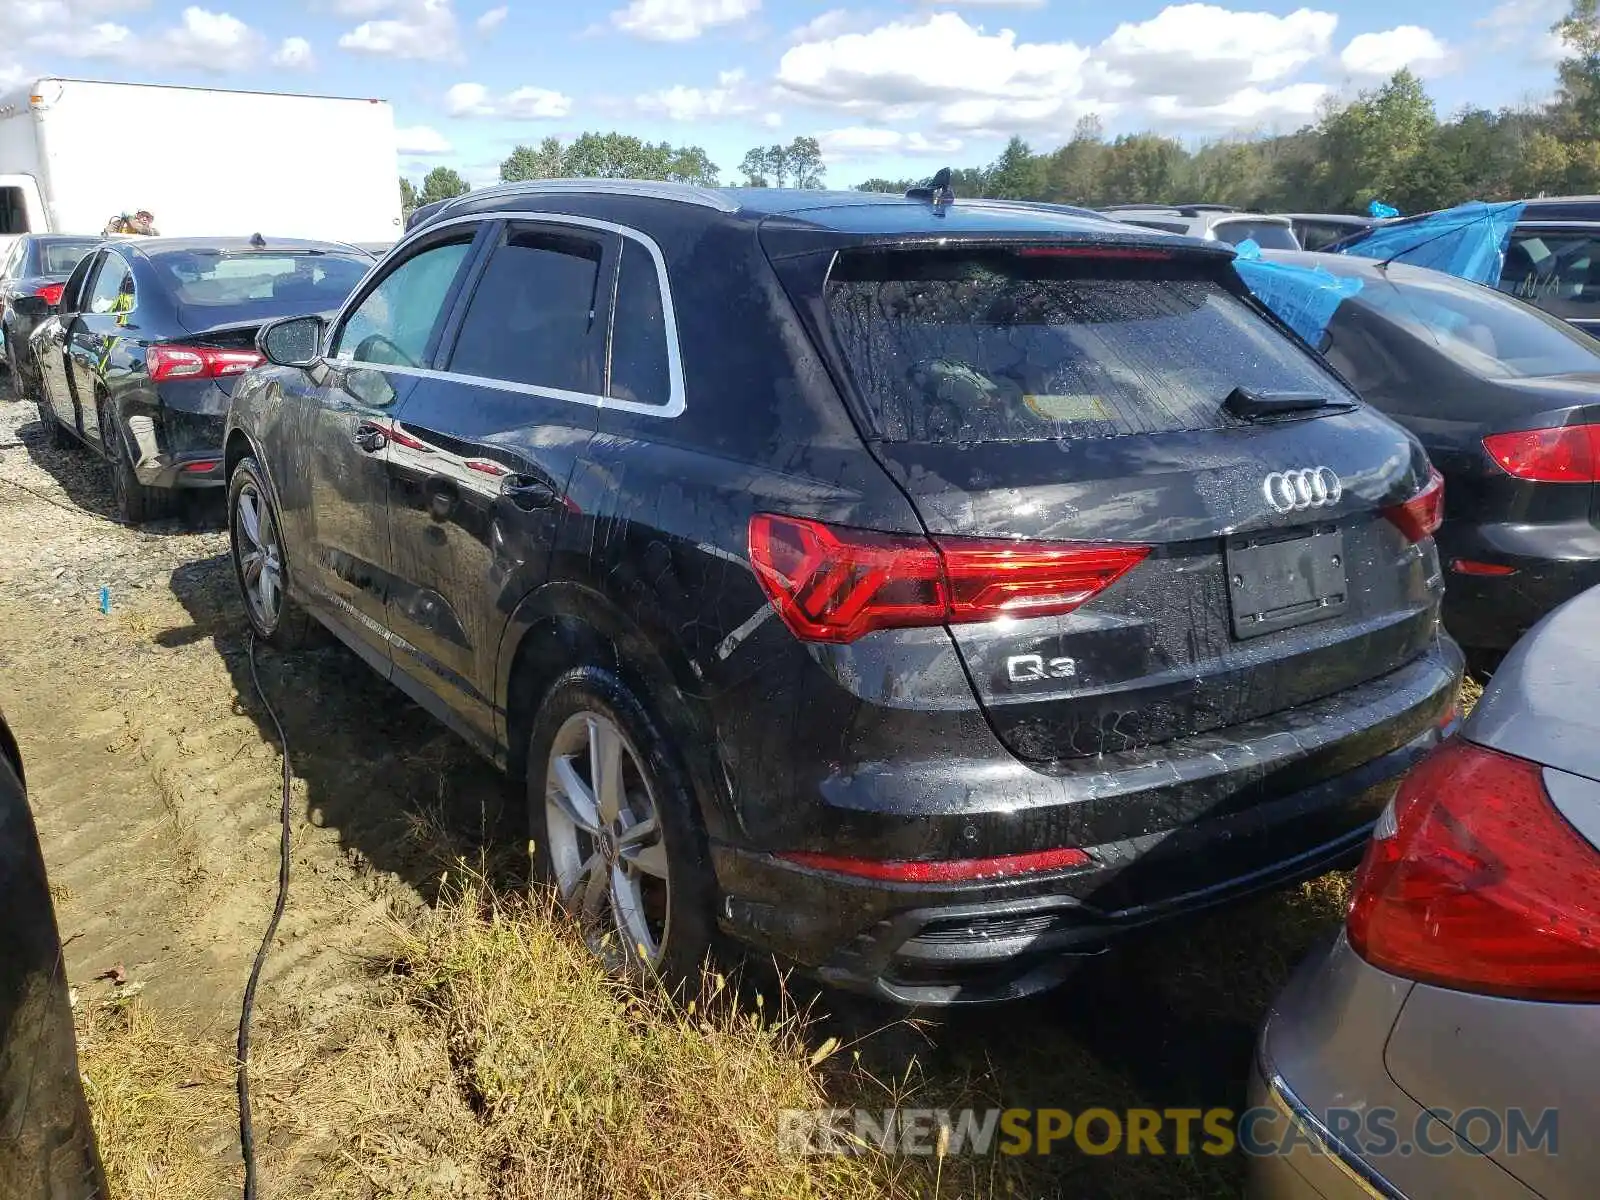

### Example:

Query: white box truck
xmin=0 ymin=78 xmax=404 ymax=258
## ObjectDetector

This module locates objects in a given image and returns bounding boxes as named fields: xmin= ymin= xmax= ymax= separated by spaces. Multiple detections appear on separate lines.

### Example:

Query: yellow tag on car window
xmin=1023 ymin=394 xmax=1114 ymax=422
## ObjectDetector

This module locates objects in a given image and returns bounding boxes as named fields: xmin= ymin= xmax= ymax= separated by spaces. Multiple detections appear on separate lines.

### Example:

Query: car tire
xmin=228 ymin=457 xmax=314 ymax=650
xmin=526 ymin=666 xmax=716 ymax=989
xmin=104 ymin=408 xmax=175 ymax=525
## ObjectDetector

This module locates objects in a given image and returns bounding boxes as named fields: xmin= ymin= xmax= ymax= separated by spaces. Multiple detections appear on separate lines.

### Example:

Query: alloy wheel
xmin=544 ymin=710 xmax=671 ymax=970
xmin=234 ymin=482 xmax=283 ymax=632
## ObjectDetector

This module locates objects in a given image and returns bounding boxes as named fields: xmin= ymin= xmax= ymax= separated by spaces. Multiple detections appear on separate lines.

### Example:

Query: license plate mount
xmin=1226 ymin=526 xmax=1347 ymax=639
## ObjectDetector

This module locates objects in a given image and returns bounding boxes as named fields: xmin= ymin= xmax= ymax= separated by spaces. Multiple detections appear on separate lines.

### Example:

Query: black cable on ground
xmin=239 ymin=632 xmax=292 ymax=1200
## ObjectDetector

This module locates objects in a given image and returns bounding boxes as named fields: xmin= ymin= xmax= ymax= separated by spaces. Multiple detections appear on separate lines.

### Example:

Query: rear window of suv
xmin=825 ymin=248 xmax=1352 ymax=443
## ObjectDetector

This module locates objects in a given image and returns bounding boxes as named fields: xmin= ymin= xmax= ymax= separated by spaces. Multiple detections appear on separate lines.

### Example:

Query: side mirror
xmin=12 ymin=296 xmax=50 ymax=319
xmin=257 ymin=315 xmax=325 ymax=368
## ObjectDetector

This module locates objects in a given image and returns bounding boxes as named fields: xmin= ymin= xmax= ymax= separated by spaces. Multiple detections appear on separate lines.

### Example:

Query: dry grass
xmin=79 ymin=669 xmax=1490 ymax=1200
xmin=389 ymin=873 xmax=997 ymax=1199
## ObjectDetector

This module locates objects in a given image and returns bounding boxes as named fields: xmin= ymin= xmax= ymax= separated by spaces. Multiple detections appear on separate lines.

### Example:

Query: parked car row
xmin=4 ymin=233 xmax=375 ymax=520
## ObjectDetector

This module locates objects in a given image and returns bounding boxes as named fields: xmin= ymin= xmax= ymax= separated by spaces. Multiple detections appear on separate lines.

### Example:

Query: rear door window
xmin=39 ymin=240 xmax=98 ymax=276
xmin=86 ymin=256 xmax=134 ymax=315
xmin=608 ymin=238 xmax=672 ymax=408
xmin=447 ymin=225 xmax=606 ymax=394
xmin=1212 ymin=219 xmax=1299 ymax=249
xmin=825 ymin=248 xmax=1353 ymax=443
xmin=1497 ymin=229 xmax=1600 ymax=320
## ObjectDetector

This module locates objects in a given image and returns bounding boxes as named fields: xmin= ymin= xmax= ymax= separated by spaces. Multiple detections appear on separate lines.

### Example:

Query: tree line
xmin=401 ymin=0 xmax=1600 ymax=216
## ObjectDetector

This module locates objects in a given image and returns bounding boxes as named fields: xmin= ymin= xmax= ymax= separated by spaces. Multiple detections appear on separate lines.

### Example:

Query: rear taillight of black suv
xmin=1381 ymin=467 xmax=1445 ymax=543
xmin=1346 ymin=737 xmax=1600 ymax=1002
xmin=747 ymin=514 xmax=1148 ymax=644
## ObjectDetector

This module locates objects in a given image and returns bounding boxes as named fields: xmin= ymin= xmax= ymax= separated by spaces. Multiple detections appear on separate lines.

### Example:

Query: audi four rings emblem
xmin=1262 ymin=467 xmax=1343 ymax=513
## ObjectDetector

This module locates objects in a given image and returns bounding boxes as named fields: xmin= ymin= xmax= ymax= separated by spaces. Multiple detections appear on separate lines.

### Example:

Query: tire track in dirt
xmin=1 ymin=393 xmax=508 ymax=1193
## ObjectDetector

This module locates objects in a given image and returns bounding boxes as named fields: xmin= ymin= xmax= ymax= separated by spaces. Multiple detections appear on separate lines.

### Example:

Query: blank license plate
xmin=1226 ymin=528 xmax=1347 ymax=639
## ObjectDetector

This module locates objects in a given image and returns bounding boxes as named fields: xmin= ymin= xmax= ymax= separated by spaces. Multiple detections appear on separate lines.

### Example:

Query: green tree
xmin=786 ymin=136 xmax=826 ymax=188
xmin=856 ymin=176 xmax=916 ymax=193
xmin=666 ymin=144 xmax=720 ymax=186
xmin=985 ymin=136 xmax=1047 ymax=200
xmin=1314 ymin=70 xmax=1437 ymax=211
xmin=1044 ymin=115 xmax=1108 ymax=205
xmin=1100 ymin=133 xmax=1186 ymax=204
xmin=501 ymin=137 xmax=567 ymax=182
xmin=418 ymin=167 xmax=469 ymax=206
xmin=1554 ymin=0 xmax=1600 ymax=134
xmin=738 ymin=147 xmax=772 ymax=186
xmin=399 ymin=177 xmax=418 ymax=211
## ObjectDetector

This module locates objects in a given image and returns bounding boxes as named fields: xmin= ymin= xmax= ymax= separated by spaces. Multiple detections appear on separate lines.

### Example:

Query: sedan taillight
xmin=1347 ymin=738 xmax=1600 ymax=1002
xmin=34 ymin=282 xmax=65 ymax=307
xmin=147 ymin=345 xmax=264 ymax=382
xmin=1482 ymin=424 xmax=1600 ymax=483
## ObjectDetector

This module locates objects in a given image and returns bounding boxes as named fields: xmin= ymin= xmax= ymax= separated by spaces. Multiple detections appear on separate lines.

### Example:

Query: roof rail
xmin=1100 ymin=204 xmax=1180 ymax=213
xmin=431 ymin=178 xmax=741 ymax=217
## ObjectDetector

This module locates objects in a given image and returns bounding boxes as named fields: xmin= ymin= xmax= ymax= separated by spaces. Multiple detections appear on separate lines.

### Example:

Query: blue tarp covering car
xmin=1332 ymin=200 xmax=1526 ymax=285
xmin=1232 ymin=240 xmax=1364 ymax=346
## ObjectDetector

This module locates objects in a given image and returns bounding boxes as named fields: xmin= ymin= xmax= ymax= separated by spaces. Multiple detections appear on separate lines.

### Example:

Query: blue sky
xmin=0 ymin=0 xmax=1575 ymax=189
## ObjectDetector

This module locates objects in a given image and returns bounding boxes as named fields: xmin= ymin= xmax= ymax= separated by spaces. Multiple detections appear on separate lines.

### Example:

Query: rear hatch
xmin=813 ymin=242 xmax=1441 ymax=762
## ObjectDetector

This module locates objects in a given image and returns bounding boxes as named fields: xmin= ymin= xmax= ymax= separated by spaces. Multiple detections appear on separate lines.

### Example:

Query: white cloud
xmin=779 ymin=12 xmax=1094 ymax=128
xmin=1146 ymin=81 xmax=1330 ymax=123
xmin=30 ymin=20 xmax=139 ymax=58
xmin=762 ymin=111 xmax=783 ymax=127
xmin=1340 ymin=25 xmax=1450 ymax=77
xmin=445 ymin=80 xmax=572 ymax=118
xmin=158 ymin=6 xmax=261 ymax=71
xmin=329 ymin=0 xmax=392 ymax=15
xmin=396 ymin=124 xmax=454 ymax=154
xmin=817 ymin=126 xmax=964 ymax=161
xmin=610 ymin=0 xmax=760 ymax=41
xmin=339 ymin=0 xmax=459 ymax=60
xmin=1099 ymin=5 xmax=1337 ymax=100
xmin=271 ymin=34 xmax=316 ymax=68
xmin=788 ymin=8 xmax=858 ymax=41
xmin=778 ymin=7 xmax=1344 ymax=137
xmin=1476 ymin=0 xmax=1566 ymax=62
xmin=475 ymin=4 xmax=507 ymax=31
xmin=24 ymin=5 xmax=267 ymax=71
xmin=911 ymin=0 xmax=1045 ymax=7
xmin=635 ymin=68 xmax=756 ymax=119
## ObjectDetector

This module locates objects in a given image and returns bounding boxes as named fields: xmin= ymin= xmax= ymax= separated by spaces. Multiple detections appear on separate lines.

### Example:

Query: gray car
xmin=1250 ymin=586 xmax=1600 ymax=1199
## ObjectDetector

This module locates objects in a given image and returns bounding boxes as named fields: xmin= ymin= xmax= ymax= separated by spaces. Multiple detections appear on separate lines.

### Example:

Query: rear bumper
xmin=129 ymin=405 xmax=227 ymax=491
xmin=713 ymin=637 xmax=1463 ymax=1005
xmin=1438 ymin=519 xmax=1600 ymax=650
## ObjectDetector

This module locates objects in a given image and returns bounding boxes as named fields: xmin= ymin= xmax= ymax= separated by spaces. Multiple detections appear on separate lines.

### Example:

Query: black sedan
xmin=1 ymin=234 xmax=100 ymax=398
xmin=1264 ymin=249 xmax=1600 ymax=657
xmin=29 ymin=236 xmax=373 ymax=522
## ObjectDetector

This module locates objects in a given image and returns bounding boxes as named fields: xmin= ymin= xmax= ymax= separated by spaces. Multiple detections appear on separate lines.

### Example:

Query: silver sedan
xmin=1249 ymin=586 xmax=1600 ymax=1200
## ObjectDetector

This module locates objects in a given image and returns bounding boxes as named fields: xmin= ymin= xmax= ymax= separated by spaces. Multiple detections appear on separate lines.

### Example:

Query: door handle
xmin=500 ymin=474 xmax=558 ymax=511
xmin=353 ymin=421 xmax=388 ymax=453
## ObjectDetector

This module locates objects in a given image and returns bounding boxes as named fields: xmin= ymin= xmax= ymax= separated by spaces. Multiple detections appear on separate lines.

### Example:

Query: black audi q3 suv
xmin=225 ymin=180 xmax=1461 ymax=1004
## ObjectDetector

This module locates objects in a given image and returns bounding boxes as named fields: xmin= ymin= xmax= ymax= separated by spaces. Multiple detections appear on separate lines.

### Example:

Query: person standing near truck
xmin=100 ymin=210 xmax=157 ymax=237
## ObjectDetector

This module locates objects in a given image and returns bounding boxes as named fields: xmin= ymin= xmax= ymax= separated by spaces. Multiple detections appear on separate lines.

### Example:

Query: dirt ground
xmin=0 ymin=381 xmax=1372 ymax=1199
xmin=0 ymin=384 xmax=515 ymax=1193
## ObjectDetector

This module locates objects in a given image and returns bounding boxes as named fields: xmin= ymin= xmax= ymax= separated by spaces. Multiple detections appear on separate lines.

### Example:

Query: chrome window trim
xmin=326 ymin=209 xmax=686 ymax=419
